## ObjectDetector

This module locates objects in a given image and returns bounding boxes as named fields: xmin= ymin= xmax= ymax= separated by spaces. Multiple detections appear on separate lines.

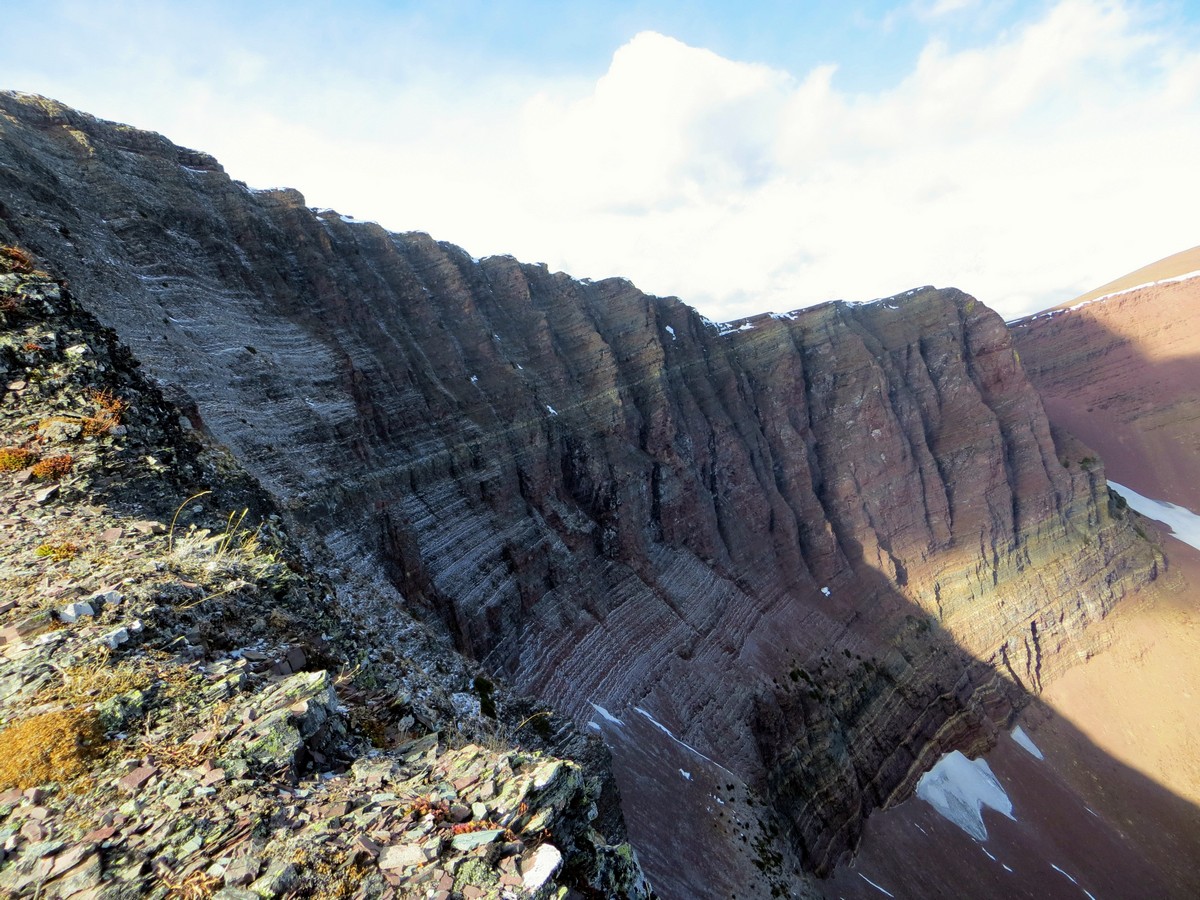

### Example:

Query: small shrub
xmin=0 ymin=709 xmax=107 ymax=789
xmin=161 ymin=870 xmax=222 ymax=900
xmin=31 ymin=454 xmax=73 ymax=479
xmin=0 ymin=446 xmax=38 ymax=472
xmin=35 ymin=541 xmax=80 ymax=561
xmin=0 ymin=245 xmax=36 ymax=274
xmin=83 ymin=387 xmax=127 ymax=436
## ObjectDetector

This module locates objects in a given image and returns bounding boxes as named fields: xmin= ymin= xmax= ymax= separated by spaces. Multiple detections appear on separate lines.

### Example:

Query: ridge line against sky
xmin=3 ymin=0 xmax=1199 ymax=321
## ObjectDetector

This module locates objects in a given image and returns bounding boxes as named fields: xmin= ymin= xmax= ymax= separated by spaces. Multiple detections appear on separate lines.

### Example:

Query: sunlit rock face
xmin=0 ymin=92 xmax=1160 ymax=895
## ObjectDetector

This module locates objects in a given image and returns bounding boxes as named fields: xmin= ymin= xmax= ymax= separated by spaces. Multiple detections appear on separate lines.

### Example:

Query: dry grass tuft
xmin=161 ymin=870 xmax=222 ymax=900
xmin=0 ymin=446 xmax=38 ymax=472
xmin=83 ymin=387 xmax=128 ymax=436
xmin=0 ymin=709 xmax=107 ymax=790
xmin=31 ymin=454 xmax=73 ymax=479
xmin=0 ymin=245 xmax=36 ymax=274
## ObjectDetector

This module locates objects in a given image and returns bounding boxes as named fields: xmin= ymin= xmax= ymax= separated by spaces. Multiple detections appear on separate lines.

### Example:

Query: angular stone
xmin=101 ymin=627 xmax=130 ymax=649
xmin=59 ymin=602 xmax=95 ymax=623
xmin=449 ymin=829 xmax=503 ymax=851
xmin=224 ymin=855 xmax=260 ymax=886
xmin=118 ymin=766 xmax=158 ymax=793
xmin=520 ymin=843 xmax=562 ymax=892
xmin=377 ymin=843 xmax=429 ymax=871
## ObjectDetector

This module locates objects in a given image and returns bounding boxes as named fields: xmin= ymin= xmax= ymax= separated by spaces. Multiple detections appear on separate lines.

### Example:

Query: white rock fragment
xmin=521 ymin=842 xmax=563 ymax=892
xmin=101 ymin=627 xmax=130 ymax=649
xmin=60 ymin=602 xmax=95 ymax=623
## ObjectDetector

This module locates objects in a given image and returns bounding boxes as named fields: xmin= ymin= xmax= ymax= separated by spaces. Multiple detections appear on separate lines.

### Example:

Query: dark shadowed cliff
xmin=0 ymin=92 xmax=1164 ymax=898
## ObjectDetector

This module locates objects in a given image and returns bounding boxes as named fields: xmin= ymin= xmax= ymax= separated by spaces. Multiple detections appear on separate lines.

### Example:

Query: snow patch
xmin=634 ymin=707 xmax=737 ymax=776
xmin=546 ymin=405 xmax=559 ymax=416
xmin=1050 ymin=862 xmax=1095 ymax=897
xmin=1108 ymin=481 xmax=1200 ymax=551
xmin=1011 ymin=725 xmax=1044 ymax=760
xmin=820 ymin=586 xmax=831 ymax=597
xmin=589 ymin=703 xmax=624 ymax=727
xmin=915 ymin=750 xmax=1015 ymax=840
xmin=679 ymin=769 xmax=692 ymax=780
xmin=1011 ymin=269 xmax=1200 ymax=325
xmin=469 ymin=375 xmax=479 ymax=384
xmin=664 ymin=325 xmax=676 ymax=340
xmin=858 ymin=873 xmax=895 ymax=897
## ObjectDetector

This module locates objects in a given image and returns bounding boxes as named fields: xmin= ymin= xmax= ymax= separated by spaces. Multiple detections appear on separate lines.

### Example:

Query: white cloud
xmin=452 ymin=2 xmax=1200 ymax=320
xmin=8 ymin=1 xmax=1199 ymax=322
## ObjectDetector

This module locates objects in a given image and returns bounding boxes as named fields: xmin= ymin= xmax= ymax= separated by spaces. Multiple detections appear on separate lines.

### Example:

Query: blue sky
xmin=4 ymin=1 xmax=1200 ymax=320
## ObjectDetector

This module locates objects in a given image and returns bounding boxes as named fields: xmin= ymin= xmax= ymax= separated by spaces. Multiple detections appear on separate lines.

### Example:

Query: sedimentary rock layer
xmin=0 ymin=92 xmax=1160 ymax=893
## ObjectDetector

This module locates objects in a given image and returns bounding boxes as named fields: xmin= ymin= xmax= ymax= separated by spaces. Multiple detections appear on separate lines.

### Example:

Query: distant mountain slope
xmin=1011 ymin=254 xmax=1200 ymax=511
xmin=1058 ymin=244 xmax=1200 ymax=308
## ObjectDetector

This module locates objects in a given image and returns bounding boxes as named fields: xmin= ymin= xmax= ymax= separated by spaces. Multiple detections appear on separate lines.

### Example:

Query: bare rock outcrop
xmin=0 ymin=92 xmax=1161 ymax=895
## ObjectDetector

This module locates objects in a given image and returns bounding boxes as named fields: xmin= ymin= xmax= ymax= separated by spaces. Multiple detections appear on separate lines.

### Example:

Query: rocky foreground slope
xmin=0 ymin=92 xmax=1166 ymax=897
xmin=0 ymin=254 xmax=649 ymax=898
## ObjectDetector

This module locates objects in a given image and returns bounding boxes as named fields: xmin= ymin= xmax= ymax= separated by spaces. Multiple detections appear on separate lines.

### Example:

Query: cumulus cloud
xmin=8 ymin=1 xmax=1199 ymax=321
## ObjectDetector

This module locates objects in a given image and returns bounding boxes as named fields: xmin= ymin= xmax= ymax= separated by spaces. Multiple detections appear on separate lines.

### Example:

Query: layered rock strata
xmin=0 ymin=92 xmax=1161 ymax=894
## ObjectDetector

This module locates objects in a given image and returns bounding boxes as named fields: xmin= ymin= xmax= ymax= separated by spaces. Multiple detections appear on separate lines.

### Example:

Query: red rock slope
xmin=1010 ymin=246 xmax=1200 ymax=510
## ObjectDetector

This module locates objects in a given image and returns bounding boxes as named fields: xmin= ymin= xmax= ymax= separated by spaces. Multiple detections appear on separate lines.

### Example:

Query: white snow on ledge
xmin=916 ymin=751 xmax=1015 ymax=840
xmin=1011 ymin=269 xmax=1200 ymax=325
xmin=1108 ymin=481 xmax=1200 ymax=551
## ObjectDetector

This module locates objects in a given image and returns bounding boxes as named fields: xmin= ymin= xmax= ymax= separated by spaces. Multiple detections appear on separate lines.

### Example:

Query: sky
xmin=3 ymin=0 xmax=1199 ymax=321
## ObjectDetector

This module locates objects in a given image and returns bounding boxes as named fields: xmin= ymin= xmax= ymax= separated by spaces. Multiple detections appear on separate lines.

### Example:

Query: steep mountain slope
xmin=1052 ymin=244 xmax=1200 ymax=309
xmin=1011 ymin=254 xmax=1200 ymax=511
xmin=0 ymin=92 xmax=1165 ymax=897
xmin=0 ymin=254 xmax=650 ymax=899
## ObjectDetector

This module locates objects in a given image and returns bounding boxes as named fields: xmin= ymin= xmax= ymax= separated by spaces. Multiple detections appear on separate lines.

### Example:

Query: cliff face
xmin=0 ymin=92 xmax=1160 ymax=894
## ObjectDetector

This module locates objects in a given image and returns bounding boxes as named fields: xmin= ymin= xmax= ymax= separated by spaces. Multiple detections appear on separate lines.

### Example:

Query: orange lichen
xmin=0 ymin=245 xmax=36 ymax=274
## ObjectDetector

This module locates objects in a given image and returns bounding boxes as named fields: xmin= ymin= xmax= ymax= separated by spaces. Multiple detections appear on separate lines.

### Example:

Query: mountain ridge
xmin=0 ymin=91 xmax=1173 ymax=898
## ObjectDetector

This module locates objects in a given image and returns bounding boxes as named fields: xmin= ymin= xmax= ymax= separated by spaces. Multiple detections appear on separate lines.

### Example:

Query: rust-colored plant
xmin=31 ymin=454 xmax=73 ymax=479
xmin=0 ymin=245 xmax=36 ymax=274
xmin=405 ymin=796 xmax=450 ymax=822
xmin=83 ymin=387 xmax=127 ymax=436
xmin=0 ymin=446 xmax=38 ymax=472
xmin=451 ymin=819 xmax=514 ymax=840
xmin=0 ymin=709 xmax=107 ymax=790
